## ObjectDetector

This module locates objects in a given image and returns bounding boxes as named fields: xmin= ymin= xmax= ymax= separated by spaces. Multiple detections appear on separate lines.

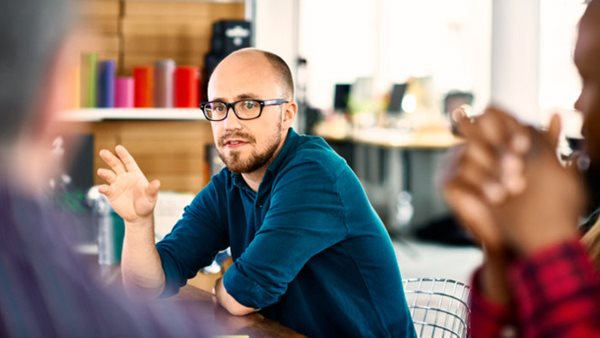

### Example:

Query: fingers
xmin=457 ymin=157 xmax=507 ymax=203
xmin=458 ymin=106 xmax=533 ymax=198
xmin=99 ymin=148 xmax=126 ymax=175
xmin=443 ymin=182 xmax=503 ymax=251
xmin=482 ymin=106 xmax=531 ymax=155
xmin=97 ymin=184 xmax=111 ymax=196
xmin=450 ymin=106 xmax=472 ymax=137
xmin=97 ymin=168 xmax=116 ymax=184
xmin=99 ymin=145 xmax=142 ymax=176
xmin=452 ymin=131 xmax=511 ymax=203
xmin=455 ymin=107 xmax=529 ymax=155
xmin=451 ymin=106 xmax=469 ymax=123
xmin=499 ymin=153 xmax=526 ymax=194
xmin=115 ymin=145 xmax=142 ymax=173
xmin=463 ymin=141 xmax=499 ymax=176
xmin=146 ymin=179 xmax=161 ymax=198
xmin=545 ymin=113 xmax=562 ymax=149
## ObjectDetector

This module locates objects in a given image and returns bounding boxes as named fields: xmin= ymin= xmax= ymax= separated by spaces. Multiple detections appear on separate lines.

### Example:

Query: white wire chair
xmin=403 ymin=277 xmax=471 ymax=338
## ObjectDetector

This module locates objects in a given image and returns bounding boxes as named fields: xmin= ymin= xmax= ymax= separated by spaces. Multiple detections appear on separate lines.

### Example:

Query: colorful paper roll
xmin=154 ymin=59 xmax=175 ymax=108
xmin=133 ymin=66 xmax=154 ymax=108
xmin=115 ymin=77 xmax=134 ymax=108
xmin=97 ymin=60 xmax=116 ymax=108
xmin=174 ymin=66 xmax=199 ymax=108
xmin=80 ymin=53 xmax=98 ymax=108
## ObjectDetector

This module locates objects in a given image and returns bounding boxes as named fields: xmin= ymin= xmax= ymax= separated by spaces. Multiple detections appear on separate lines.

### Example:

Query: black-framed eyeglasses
xmin=200 ymin=99 xmax=289 ymax=121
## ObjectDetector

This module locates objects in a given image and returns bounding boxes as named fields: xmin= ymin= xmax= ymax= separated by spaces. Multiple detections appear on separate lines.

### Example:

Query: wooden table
xmin=173 ymin=285 xmax=305 ymax=337
xmin=86 ymin=256 xmax=304 ymax=337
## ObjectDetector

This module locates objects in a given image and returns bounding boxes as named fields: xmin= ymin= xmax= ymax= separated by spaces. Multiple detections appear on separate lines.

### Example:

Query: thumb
xmin=146 ymin=179 xmax=161 ymax=198
xmin=451 ymin=106 xmax=472 ymax=137
xmin=546 ymin=113 xmax=562 ymax=149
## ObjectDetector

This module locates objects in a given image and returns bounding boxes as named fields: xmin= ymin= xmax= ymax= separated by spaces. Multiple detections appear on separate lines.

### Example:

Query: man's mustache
xmin=219 ymin=132 xmax=256 ymax=147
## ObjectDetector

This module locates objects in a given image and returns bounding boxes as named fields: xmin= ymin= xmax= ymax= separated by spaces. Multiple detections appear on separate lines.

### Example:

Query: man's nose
xmin=223 ymin=106 xmax=242 ymax=129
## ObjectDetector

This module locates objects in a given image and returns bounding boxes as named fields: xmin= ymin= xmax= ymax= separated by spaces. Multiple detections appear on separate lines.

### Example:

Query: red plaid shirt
xmin=469 ymin=239 xmax=600 ymax=338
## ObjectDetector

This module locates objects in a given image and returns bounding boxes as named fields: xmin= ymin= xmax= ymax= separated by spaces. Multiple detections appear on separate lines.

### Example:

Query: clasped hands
xmin=443 ymin=106 xmax=586 ymax=258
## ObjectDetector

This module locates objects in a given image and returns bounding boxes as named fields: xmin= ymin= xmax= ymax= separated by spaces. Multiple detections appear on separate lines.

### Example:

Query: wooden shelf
xmin=58 ymin=109 xmax=214 ymax=193
xmin=61 ymin=108 xmax=207 ymax=122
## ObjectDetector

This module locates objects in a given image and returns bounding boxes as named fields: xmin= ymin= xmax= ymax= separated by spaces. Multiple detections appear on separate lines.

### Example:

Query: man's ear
xmin=283 ymin=100 xmax=298 ymax=126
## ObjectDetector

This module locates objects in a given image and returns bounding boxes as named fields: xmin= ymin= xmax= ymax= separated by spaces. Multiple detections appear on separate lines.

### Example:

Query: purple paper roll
xmin=115 ymin=77 xmax=134 ymax=108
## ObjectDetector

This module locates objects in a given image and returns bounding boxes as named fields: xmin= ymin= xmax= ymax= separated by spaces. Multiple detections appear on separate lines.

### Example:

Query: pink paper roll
xmin=115 ymin=77 xmax=134 ymax=108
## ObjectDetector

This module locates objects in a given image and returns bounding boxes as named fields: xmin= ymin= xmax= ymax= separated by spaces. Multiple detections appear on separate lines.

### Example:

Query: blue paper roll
xmin=97 ymin=60 xmax=116 ymax=108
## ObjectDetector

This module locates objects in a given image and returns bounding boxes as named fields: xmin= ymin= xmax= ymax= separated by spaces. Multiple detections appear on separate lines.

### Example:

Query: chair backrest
xmin=403 ymin=277 xmax=471 ymax=338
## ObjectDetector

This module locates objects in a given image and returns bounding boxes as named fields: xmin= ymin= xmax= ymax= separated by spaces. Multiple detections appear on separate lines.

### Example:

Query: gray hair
xmin=0 ymin=0 xmax=73 ymax=142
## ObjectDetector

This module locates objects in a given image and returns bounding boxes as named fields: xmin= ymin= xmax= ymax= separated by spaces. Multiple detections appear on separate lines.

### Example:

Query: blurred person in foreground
xmin=97 ymin=48 xmax=416 ymax=337
xmin=0 ymin=0 xmax=212 ymax=336
xmin=443 ymin=1 xmax=600 ymax=337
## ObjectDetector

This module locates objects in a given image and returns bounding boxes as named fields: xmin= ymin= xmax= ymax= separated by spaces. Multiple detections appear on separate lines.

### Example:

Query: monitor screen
xmin=387 ymin=83 xmax=408 ymax=114
xmin=333 ymin=83 xmax=352 ymax=112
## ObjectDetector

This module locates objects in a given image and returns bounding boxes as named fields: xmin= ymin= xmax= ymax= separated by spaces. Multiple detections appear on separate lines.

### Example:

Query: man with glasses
xmin=98 ymin=48 xmax=416 ymax=337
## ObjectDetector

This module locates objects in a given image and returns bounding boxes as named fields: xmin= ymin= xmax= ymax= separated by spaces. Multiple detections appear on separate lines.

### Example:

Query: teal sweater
xmin=156 ymin=128 xmax=416 ymax=337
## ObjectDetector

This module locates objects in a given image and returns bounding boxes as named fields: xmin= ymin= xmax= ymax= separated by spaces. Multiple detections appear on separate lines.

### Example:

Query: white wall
xmin=491 ymin=0 xmax=540 ymax=124
xmin=252 ymin=0 xmax=585 ymax=125
xmin=253 ymin=0 xmax=298 ymax=86
xmin=539 ymin=0 xmax=586 ymax=120
xmin=299 ymin=0 xmax=492 ymax=114
xmin=298 ymin=0 xmax=377 ymax=109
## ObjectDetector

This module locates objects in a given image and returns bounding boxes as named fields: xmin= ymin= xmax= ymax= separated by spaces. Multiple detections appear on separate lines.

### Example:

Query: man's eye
xmin=243 ymin=101 xmax=257 ymax=109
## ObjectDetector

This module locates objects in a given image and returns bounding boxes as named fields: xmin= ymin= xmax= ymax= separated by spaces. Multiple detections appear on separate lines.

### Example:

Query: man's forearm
xmin=121 ymin=216 xmax=165 ymax=298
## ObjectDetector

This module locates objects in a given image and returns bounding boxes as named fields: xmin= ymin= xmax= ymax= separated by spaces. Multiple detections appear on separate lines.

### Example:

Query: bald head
xmin=208 ymin=49 xmax=294 ymax=101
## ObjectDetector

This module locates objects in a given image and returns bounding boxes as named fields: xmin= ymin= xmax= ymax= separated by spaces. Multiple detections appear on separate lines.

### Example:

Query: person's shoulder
xmin=290 ymin=134 xmax=347 ymax=172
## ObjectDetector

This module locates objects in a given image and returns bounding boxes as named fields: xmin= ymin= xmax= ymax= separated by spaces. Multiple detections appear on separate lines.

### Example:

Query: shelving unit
xmin=71 ymin=0 xmax=247 ymax=193
xmin=58 ymin=109 xmax=214 ymax=194
xmin=62 ymin=108 xmax=207 ymax=122
xmin=78 ymin=0 xmax=245 ymax=74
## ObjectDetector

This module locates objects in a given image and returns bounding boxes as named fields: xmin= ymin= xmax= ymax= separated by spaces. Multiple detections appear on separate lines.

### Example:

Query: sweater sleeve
xmin=508 ymin=239 xmax=600 ymax=338
xmin=468 ymin=267 xmax=513 ymax=338
xmin=156 ymin=177 xmax=229 ymax=296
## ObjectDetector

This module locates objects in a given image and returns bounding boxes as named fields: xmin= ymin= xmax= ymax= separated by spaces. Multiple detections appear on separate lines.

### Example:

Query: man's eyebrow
xmin=210 ymin=93 xmax=260 ymax=102
xmin=235 ymin=93 xmax=260 ymax=100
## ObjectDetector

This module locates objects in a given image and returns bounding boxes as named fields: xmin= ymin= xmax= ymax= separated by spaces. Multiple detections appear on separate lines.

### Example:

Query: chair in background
xmin=403 ymin=277 xmax=471 ymax=338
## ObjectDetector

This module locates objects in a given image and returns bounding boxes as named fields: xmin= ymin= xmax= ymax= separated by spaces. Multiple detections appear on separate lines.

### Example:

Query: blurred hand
xmin=97 ymin=145 xmax=160 ymax=224
xmin=489 ymin=123 xmax=585 ymax=256
xmin=443 ymin=106 xmax=585 ymax=257
xmin=442 ymin=107 xmax=531 ymax=253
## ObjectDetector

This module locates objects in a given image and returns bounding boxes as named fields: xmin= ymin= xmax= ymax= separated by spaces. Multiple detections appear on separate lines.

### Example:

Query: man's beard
xmin=217 ymin=122 xmax=282 ymax=174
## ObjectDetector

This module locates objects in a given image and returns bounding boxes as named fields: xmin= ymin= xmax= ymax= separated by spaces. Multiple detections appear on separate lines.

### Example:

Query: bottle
xmin=97 ymin=201 xmax=115 ymax=265
xmin=87 ymin=186 xmax=124 ymax=265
